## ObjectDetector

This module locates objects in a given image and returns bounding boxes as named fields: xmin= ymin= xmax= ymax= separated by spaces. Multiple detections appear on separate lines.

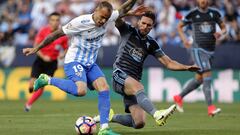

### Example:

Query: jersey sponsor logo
xmin=86 ymin=34 xmax=104 ymax=42
xmin=199 ymin=22 xmax=213 ymax=33
xmin=81 ymin=19 xmax=90 ymax=24
xmin=129 ymin=48 xmax=144 ymax=62
xmin=196 ymin=15 xmax=200 ymax=19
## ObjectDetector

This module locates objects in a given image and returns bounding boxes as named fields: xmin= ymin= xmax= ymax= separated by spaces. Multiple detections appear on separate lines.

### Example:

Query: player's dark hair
xmin=96 ymin=1 xmax=113 ymax=12
xmin=141 ymin=11 xmax=156 ymax=24
xmin=48 ymin=12 xmax=61 ymax=18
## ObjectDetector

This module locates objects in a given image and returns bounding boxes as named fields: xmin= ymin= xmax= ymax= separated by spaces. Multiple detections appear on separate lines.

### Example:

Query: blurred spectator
xmin=0 ymin=16 xmax=17 ymax=46
xmin=2 ymin=0 xmax=18 ymax=21
xmin=13 ymin=2 xmax=32 ymax=46
xmin=0 ymin=0 xmax=239 ymax=48
xmin=56 ymin=0 xmax=73 ymax=24
xmin=69 ymin=0 xmax=95 ymax=16
xmin=144 ymin=0 xmax=162 ymax=13
xmin=173 ymin=0 xmax=191 ymax=12
xmin=224 ymin=0 xmax=240 ymax=41
xmin=167 ymin=31 xmax=182 ymax=47
xmin=157 ymin=0 xmax=176 ymax=34
xmin=31 ymin=0 xmax=55 ymax=30
xmin=16 ymin=4 xmax=32 ymax=33
xmin=156 ymin=0 xmax=177 ymax=46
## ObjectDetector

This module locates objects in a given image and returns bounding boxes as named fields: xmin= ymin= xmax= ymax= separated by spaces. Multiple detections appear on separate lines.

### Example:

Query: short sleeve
xmin=115 ymin=21 xmax=132 ymax=35
xmin=149 ymin=40 xmax=165 ymax=58
xmin=215 ymin=10 xmax=223 ymax=25
xmin=62 ymin=15 xmax=93 ymax=35
xmin=182 ymin=10 xmax=194 ymax=25
xmin=153 ymin=48 xmax=165 ymax=58
xmin=108 ymin=10 xmax=119 ymax=22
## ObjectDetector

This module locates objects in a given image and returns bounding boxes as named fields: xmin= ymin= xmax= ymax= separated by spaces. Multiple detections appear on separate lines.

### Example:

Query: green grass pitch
xmin=0 ymin=100 xmax=239 ymax=135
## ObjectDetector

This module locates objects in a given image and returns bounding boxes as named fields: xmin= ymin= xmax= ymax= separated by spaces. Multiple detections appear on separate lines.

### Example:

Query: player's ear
xmin=137 ymin=19 xmax=141 ymax=26
xmin=94 ymin=6 xmax=100 ymax=13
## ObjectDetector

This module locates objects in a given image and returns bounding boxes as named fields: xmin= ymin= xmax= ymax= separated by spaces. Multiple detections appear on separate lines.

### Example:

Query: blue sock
xmin=98 ymin=90 xmax=110 ymax=125
xmin=50 ymin=78 xmax=78 ymax=96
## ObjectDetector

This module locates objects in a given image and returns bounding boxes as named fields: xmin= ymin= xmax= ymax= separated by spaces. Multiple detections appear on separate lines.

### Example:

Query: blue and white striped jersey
xmin=62 ymin=10 xmax=119 ymax=66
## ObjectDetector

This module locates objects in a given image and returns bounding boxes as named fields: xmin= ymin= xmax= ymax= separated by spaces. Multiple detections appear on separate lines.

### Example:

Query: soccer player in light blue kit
xmin=23 ymin=1 xmax=140 ymax=134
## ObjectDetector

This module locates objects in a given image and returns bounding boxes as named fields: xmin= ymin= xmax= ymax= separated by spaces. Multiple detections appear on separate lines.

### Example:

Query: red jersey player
xmin=25 ymin=12 xmax=68 ymax=112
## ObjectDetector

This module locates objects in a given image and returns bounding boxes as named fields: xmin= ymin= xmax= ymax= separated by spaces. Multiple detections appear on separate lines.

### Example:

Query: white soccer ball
xmin=75 ymin=116 xmax=97 ymax=135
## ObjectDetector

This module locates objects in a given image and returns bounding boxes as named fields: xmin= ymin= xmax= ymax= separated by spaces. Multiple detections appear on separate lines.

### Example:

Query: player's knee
xmin=133 ymin=83 xmax=143 ymax=90
xmin=132 ymin=86 xmax=144 ymax=95
xmin=195 ymin=75 xmax=203 ymax=82
xmin=101 ymin=83 xmax=110 ymax=90
xmin=77 ymin=89 xmax=87 ymax=97
xmin=132 ymin=116 xmax=145 ymax=129
xmin=97 ymin=83 xmax=110 ymax=91
xmin=93 ymin=80 xmax=110 ymax=91
xmin=133 ymin=120 xmax=145 ymax=129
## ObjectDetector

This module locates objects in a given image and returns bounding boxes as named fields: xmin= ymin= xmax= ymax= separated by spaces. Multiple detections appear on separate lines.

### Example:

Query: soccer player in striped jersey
xmin=94 ymin=11 xmax=200 ymax=128
xmin=23 ymin=1 xmax=140 ymax=134
xmin=173 ymin=0 xmax=227 ymax=117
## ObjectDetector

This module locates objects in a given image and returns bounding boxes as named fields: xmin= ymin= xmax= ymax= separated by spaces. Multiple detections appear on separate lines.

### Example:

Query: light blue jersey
xmin=62 ymin=10 xmax=119 ymax=66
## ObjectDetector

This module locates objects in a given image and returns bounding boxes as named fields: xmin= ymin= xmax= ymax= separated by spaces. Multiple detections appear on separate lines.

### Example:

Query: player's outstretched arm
xmin=23 ymin=29 xmax=65 ymax=56
xmin=158 ymin=55 xmax=200 ymax=72
xmin=118 ymin=0 xmax=137 ymax=18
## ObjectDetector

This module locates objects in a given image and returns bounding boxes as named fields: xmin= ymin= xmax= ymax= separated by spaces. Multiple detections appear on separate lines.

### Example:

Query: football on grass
xmin=75 ymin=116 xmax=97 ymax=135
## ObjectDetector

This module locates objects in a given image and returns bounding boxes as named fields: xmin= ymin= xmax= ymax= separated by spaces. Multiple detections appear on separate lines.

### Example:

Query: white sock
xmin=48 ymin=77 xmax=51 ymax=85
xmin=25 ymin=104 xmax=32 ymax=109
xmin=100 ymin=123 xmax=109 ymax=130
xmin=153 ymin=111 xmax=158 ymax=119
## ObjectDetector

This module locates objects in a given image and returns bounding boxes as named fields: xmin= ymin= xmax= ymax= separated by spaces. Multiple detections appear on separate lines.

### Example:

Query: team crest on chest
xmin=199 ymin=22 xmax=213 ymax=33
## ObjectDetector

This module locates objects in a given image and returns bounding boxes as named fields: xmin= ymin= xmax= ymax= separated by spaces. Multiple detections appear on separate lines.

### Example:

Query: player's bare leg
xmin=124 ymin=77 xmax=176 ymax=126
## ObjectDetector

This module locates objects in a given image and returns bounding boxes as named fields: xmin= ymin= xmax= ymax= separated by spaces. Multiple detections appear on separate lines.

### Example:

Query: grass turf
xmin=0 ymin=100 xmax=239 ymax=135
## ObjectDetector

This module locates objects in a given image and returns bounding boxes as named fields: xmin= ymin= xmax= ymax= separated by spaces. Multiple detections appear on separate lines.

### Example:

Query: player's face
xmin=49 ymin=15 xmax=60 ymax=31
xmin=197 ymin=0 xmax=209 ymax=9
xmin=93 ymin=7 xmax=112 ymax=27
xmin=137 ymin=16 xmax=154 ymax=36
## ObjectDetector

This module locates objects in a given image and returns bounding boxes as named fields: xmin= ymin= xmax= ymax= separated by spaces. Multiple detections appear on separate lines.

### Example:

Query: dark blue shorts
xmin=112 ymin=68 xmax=137 ymax=113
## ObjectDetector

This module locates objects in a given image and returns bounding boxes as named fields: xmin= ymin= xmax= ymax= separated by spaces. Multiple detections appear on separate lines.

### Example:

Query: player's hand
xmin=187 ymin=65 xmax=200 ymax=72
xmin=128 ymin=5 xmax=150 ymax=16
xmin=23 ymin=48 xmax=38 ymax=56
